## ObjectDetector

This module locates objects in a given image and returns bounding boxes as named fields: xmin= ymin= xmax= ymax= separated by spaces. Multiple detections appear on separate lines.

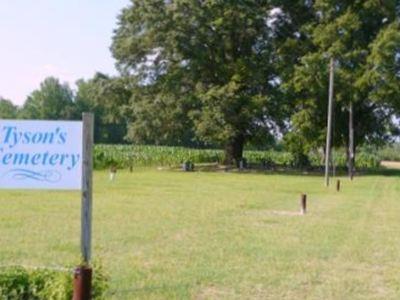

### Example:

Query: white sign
xmin=0 ymin=120 xmax=83 ymax=190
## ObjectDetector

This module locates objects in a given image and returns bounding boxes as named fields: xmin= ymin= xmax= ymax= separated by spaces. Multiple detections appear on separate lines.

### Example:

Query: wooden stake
xmin=300 ymin=194 xmax=307 ymax=215
xmin=81 ymin=113 xmax=94 ymax=264
xmin=325 ymin=57 xmax=335 ymax=187
xmin=336 ymin=180 xmax=341 ymax=192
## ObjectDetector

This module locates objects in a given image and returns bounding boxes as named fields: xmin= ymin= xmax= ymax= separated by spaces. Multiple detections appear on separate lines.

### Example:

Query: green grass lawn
xmin=1 ymin=169 xmax=400 ymax=299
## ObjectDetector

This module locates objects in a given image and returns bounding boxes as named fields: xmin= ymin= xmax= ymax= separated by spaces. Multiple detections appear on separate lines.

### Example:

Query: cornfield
xmin=94 ymin=145 xmax=381 ymax=170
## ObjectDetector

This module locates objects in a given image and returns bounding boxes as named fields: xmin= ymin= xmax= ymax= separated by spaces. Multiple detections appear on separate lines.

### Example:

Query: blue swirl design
xmin=3 ymin=169 xmax=62 ymax=183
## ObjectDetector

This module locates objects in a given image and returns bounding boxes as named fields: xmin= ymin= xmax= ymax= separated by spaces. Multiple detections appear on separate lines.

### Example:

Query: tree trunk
xmin=224 ymin=135 xmax=244 ymax=166
xmin=348 ymin=102 xmax=355 ymax=180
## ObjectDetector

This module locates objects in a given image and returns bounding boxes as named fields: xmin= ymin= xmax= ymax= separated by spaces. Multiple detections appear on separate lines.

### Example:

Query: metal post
xmin=325 ymin=57 xmax=335 ymax=187
xmin=73 ymin=266 xmax=93 ymax=300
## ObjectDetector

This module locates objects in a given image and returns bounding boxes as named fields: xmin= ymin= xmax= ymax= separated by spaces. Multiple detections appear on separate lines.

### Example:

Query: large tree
xmin=75 ymin=73 xmax=131 ymax=143
xmin=19 ymin=77 xmax=77 ymax=120
xmin=112 ymin=0 xmax=287 ymax=163
xmin=283 ymin=0 xmax=397 ymax=171
xmin=125 ymin=80 xmax=199 ymax=147
xmin=363 ymin=21 xmax=400 ymax=112
xmin=0 ymin=98 xmax=18 ymax=119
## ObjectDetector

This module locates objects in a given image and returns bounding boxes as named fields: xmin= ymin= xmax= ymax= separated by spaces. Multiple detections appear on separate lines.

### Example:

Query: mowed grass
xmin=1 ymin=169 xmax=400 ymax=299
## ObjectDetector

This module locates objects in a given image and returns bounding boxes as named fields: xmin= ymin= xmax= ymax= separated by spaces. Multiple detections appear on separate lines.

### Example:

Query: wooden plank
xmin=81 ymin=113 xmax=94 ymax=264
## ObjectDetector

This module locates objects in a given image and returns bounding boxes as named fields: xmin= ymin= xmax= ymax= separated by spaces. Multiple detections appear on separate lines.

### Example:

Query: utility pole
xmin=325 ymin=57 xmax=335 ymax=187
xmin=348 ymin=102 xmax=354 ymax=180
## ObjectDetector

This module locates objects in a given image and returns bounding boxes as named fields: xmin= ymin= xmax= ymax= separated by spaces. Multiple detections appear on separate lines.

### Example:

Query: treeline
xmin=1 ymin=1 xmax=399 ymax=173
xmin=110 ymin=0 xmax=400 ymax=172
xmin=0 ymin=75 xmax=130 ymax=144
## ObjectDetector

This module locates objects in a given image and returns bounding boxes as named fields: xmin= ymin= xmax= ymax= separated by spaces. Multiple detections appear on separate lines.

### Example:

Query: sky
xmin=0 ymin=0 xmax=130 ymax=106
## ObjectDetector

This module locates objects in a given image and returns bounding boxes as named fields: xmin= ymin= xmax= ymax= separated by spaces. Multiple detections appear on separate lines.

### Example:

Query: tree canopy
xmin=111 ymin=0 xmax=399 ymax=164
xmin=75 ymin=73 xmax=131 ymax=143
xmin=284 ymin=0 xmax=398 ymax=166
xmin=112 ymin=0 xmax=289 ymax=162
xmin=0 ymin=98 xmax=18 ymax=119
xmin=19 ymin=77 xmax=77 ymax=120
xmin=1 ymin=0 xmax=399 ymax=167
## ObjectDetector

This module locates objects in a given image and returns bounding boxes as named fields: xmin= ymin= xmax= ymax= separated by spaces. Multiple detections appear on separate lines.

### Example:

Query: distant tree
xmin=112 ymin=0 xmax=288 ymax=163
xmin=283 ymin=0 xmax=397 ymax=169
xmin=363 ymin=21 xmax=400 ymax=112
xmin=125 ymin=82 xmax=199 ymax=147
xmin=19 ymin=77 xmax=77 ymax=120
xmin=75 ymin=73 xmax=131 ymax=143
xmin=0 ymin=98 xmax=18 ymax=119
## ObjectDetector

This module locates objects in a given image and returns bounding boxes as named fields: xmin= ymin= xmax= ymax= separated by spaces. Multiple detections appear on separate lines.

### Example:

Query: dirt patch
xmin=245 ymin=210 xmax=305 ymax=217
xmin=195 ymin=286 xmax=236 ymax=299
xmin=381 ymin=161 xmax=400 ymax=169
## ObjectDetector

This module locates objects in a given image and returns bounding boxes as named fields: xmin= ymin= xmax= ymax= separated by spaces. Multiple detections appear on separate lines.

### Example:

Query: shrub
xmin=0 ymin=264 xmax=108 ymax=300
xmin=378 ymin=144 xmax=400 ymax=161
xmin=355 ymin=152 xmax=380 ymax=169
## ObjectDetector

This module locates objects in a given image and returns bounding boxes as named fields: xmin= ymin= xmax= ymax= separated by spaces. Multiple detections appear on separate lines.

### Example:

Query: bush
xmin=0 ymin=265 xmax=108 ymax=300
xmin=355 ymin=152 xmax=380 ymax=169
xmin=378 ymin=144 xmax=400 ymax=161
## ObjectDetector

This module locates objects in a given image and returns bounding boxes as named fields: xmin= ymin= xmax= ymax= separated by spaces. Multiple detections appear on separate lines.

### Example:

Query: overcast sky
xmin=0 ymin=0 xmax=130 ymax=105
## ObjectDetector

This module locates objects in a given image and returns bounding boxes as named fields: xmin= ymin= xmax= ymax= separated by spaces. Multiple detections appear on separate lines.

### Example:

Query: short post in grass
xmin=73 ymin=266 xmax=92 ymax=300
xmin=182 ymin=161 xmax=192 ymax=172
xmin=73 ymin=113 xmax=94 ymax=300
xmin=109 ymin=164 xmax=117 ymax=181
xmin=300 ymin=194 xmax=307 ymax=215
xmin=239 ymin=158 xmax=247 ymax=171
xmin=336 ymin=179 xmax=341 ymax=192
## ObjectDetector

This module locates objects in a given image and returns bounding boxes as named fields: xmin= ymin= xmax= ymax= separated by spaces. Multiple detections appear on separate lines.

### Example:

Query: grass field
xmin=1 ymin=168 xmax=400 ymax=299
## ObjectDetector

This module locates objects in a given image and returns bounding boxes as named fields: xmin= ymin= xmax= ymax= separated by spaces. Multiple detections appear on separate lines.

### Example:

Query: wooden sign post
xmin=81 ymin=113 xmax=94 ymax=263
xmin=0 ymin=116 xmax=94 ymax=299
xmin=73 ymin=113 xmax=94 ymax=300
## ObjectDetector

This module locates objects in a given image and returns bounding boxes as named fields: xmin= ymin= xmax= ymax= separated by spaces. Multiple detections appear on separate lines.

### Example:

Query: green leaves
xmin=363 ymin=21 xmax=400 ymax=108
xmin=0 ymin=265 xmax=109 ymax=300
xmin=313 ymin=9 xmax=362 ymax=57
xmin=0 ymin=98 xmax=18 ymax=119
xmin=112 ymin=0 xmax=284 ymax=160
xmin=19 ymin=77 xmax=76 ymax=120
xmin=286 ymin=0 xmax=398 ymax=157
xmin=109 ymin=0 xmax=399 ymax=162
xmin=75 ymin=74 xmax=131 ymax=143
